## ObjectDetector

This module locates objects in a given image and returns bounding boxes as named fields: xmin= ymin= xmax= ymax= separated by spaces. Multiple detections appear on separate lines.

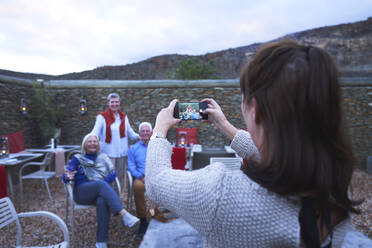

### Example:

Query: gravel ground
xmin=1 ymin=169 xmax=371 ymax=248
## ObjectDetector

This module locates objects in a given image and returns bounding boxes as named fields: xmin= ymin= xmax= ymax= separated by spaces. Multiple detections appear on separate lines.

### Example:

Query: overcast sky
xmin=0 ymin=0 xmax=370 ymax=75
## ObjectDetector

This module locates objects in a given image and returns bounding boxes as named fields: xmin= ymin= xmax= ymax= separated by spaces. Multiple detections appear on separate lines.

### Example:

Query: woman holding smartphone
xmin=145 ymin=41 xmax=368 ymax=247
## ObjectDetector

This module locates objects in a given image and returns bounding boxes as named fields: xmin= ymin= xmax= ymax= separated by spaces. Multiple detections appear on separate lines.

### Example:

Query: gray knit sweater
xmin=145 ymin=130 xmax=352 ymax=247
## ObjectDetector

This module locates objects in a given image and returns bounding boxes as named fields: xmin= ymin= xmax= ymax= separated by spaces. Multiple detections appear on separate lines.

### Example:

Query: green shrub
xmin=32 ymin=81 xmax=62 ymax=145
xmin=174 ymin=58 xmax=219 ymax=79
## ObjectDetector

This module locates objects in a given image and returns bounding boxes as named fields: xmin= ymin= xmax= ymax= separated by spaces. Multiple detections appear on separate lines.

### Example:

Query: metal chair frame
xmin=63 ymin=177 xmax=121 ymax=246
xmin=0 ymin=196 xmax=69 ymax=248
xmin=19 ymin=152 xmax=55 ymax=204
xmin=126 ymin=170 xmax=134 ymax=209
xmin=209 ymin=157 xmax=243 ymax=170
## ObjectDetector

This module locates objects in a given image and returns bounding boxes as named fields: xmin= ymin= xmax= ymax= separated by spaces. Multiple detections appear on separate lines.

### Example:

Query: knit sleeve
xmin=91 ymin=114 xmax=105 ymax=139
xmin=230 ymin=129 xmax=260 ymax=161
xmin=145 ymin=138 xmax=224 ymax=236
xmin=126 ymin=116 xmax=139 ymax=141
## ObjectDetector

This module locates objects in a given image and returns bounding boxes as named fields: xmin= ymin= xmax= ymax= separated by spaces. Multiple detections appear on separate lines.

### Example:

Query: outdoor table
xmin=0 ymin=153 xmax=44 ymax=201
xmin=27 ymin=145 xmax=80 ymax=177
xmin=28 ymin=144 xmax=80 ymax=153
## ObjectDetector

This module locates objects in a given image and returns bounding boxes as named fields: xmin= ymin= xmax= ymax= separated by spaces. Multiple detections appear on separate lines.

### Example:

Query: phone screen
xmin=174 ymin=102 xmax=207 ymax=120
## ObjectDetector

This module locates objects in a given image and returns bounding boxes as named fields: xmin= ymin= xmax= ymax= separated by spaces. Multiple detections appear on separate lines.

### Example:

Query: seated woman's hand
xmin=63 ymin=169 xmax=77 ymax=183
xmin=153 ymin=99 xmax=181 ymax=136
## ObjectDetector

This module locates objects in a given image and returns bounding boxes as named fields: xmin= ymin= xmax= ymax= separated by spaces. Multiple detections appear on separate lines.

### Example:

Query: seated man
xmin=127 ymin=122 xmax=152 ymax=235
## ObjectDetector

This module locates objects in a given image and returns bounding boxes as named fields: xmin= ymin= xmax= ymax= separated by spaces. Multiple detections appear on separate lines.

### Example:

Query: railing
xmin=1 ymin=74 xmax=371 ymax=88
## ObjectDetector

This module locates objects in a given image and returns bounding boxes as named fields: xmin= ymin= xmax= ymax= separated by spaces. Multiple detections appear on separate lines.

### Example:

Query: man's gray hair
xmin=139 ymin=122 xmax=152 ymax=132
xmin=107 ymin=93 xmax=120 ymax=101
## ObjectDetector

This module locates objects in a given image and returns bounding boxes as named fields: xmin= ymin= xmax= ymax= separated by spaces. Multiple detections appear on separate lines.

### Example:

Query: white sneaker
xmin=95 ymin=242 xmax=107 ymax=248
xmin=123 ymin=212 xmax=139 ymax=228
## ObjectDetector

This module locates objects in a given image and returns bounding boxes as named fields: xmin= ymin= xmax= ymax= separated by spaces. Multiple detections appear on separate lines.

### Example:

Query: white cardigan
xmin=91 ymin=114 xmax=138 ymax=158
xmin=146 ymin=130 xmax=354 ymax=248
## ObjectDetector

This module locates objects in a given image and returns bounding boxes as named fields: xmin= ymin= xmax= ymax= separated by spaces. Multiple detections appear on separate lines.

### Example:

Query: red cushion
xmin=0 ymin=130 xmax=26 ymax=153
xmin=171 ymin=147 xmax=186 ymax=170
xmin=176 ymin=128 xmax=198 ymax=146
xmin=0 ymin=166 xmax=6 ymax=198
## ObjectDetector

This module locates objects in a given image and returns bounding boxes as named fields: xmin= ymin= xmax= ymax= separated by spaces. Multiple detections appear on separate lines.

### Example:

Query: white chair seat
xmin=73 ymin=204 xmax=95 ymax=210
xmin=21 ymin=171 xmax=55 ymax=179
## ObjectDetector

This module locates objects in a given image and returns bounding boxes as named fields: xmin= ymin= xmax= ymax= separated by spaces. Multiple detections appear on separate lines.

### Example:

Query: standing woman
xmin=63 ymin=133 xmax=139 ymax=248
xmin=146 ymin=41 xmax=368 ymax=247
xmin=91 ymin=93 xmax=139 ymax=189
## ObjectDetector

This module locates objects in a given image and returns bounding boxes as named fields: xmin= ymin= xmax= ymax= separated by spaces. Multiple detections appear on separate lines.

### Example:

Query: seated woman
xmin=63 ymin=133 xmax=139 ymax=248
xmin=145 ymin=41 xmax=369 ymax=247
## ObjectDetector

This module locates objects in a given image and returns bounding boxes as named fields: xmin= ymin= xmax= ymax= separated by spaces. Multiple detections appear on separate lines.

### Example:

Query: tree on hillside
xmin=173 ymin=58 xmax=219 ymax=79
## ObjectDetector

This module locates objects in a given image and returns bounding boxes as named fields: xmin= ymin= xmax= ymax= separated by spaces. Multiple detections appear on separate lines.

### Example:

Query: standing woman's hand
xmin=153 ymin=99 xmax=181 ymax=137
xmin=202 ymin=98 xmax=238 ymax=141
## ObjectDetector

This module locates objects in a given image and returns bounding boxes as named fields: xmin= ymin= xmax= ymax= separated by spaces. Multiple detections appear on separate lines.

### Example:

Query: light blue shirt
xmin=127 ymin=141 xmax=147 ymax=179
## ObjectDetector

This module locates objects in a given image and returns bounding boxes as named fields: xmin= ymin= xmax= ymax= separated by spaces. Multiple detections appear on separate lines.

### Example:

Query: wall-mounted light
xmin=20 ymin=98 xmax=28 ymax=115
xmin=79 ymin=99 xmax=87 ymax=115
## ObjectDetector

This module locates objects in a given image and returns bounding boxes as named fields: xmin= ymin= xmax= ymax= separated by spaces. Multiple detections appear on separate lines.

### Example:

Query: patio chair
xmin=63 ymin=176 xmax=121 ymax=246
xmin=127 ymin=170 xmax=134 ymax=209
xmin=0 ymin=130 xmax=26 ymax=153
xmin=0 ymin=165 xmax=6 ymax=198
xmin=192 ymin=151 xmax=235 ymax=170
xmin=210 ymin=157 xmax=242 ymax=170
xmin=19 ymin=152 xmax=55 ymax=205
xmin=0 ymin=196 xmax=69 ymax=248
xmin=66 ymin=150 xmax=80 ymax=162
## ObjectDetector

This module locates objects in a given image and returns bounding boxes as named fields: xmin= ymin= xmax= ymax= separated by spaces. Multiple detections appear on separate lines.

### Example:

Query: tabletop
xmin=0 ymin=152 xmax=44 ymax=201
xmin=0 ymin=153 xmax=44 ymax=167
xmin=27 ymin=145 xmax=80 ymax=153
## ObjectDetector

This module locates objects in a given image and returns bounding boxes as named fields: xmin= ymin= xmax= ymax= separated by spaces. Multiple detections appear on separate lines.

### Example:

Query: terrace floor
xmin=1 ymin=169 xmax=371 ymax=247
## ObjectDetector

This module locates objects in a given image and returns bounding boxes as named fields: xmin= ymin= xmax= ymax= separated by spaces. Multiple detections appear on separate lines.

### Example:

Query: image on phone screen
xmin=178 ymin=102 xmax=202 ymax=120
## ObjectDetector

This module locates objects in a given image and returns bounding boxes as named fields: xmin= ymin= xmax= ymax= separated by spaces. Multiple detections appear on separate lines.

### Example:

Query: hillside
xmin=1 ymin=17 xmax=371 ymax=80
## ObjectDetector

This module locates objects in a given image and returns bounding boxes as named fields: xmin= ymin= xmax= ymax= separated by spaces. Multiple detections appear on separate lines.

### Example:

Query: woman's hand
xmin=153 ymin=99 xmax=181 ymax=137
xmin=65 ymin=169 xmax=77 ymax=182
xmin=202 ymin=98 xmax=238 ymax=141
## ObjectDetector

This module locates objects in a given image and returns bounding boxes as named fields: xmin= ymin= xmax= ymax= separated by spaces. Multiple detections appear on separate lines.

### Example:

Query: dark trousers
xmin=74 ymin=180 xmax=123 ymax=242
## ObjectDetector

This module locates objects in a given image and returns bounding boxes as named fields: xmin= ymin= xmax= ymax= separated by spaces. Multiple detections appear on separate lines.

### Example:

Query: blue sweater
xmin=62 ymin=153 xmax=116 ymax=187
xmin=127 ymin=141 xmax=148 ymax=179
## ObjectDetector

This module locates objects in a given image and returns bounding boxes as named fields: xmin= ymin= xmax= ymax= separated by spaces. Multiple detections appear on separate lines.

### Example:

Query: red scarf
xmin=100 ymin=109 xmax=126 ymax=144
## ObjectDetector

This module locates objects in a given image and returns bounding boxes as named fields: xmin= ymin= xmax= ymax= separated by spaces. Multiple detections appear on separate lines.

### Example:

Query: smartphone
xmin=173 ymin=102 xmax=208 ymax=120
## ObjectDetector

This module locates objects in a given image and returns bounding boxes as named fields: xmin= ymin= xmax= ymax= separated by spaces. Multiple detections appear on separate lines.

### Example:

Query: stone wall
xmin=0 ymin=75 xmax=371 ymax=169
xmin=0 ymin=76 xmax=40 ymax=147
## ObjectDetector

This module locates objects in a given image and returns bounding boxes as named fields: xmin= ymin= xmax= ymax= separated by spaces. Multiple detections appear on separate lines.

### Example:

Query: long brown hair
xmin=240 ymin=41 xmax=360 ymax=220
